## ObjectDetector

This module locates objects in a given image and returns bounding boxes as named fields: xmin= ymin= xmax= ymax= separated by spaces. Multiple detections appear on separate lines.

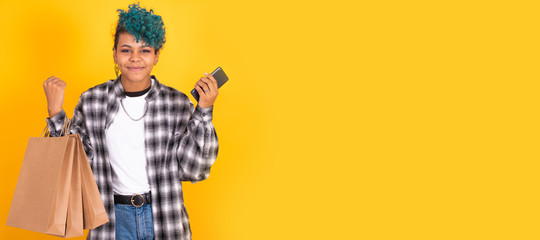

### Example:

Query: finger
xmin=199 ymin=77 xmax=215 ymax=93
xmin=203 ymin=77 xmax=218 ymax=97
xmin=52 ymin=78 xmax=64 ymax=84
xmin=194 ymin=84 xmax=206 ymax=97
xmin=44 ymin=76 xmax=55 ymax=85
xmin=195 ymin=79 xmax=208 ymax=91
xmin=197 ymin=78 xmax=211 ymax=92
xmin=45 ymin=79 xmax=58 ymax=88
xmin=49 ymin=79 xmax=66 ymax=90
xmin=51 ymin=79 xmax=64 ymax=88
xmin=195 ymin=81 xmax=209 ymax=95
xmin=204 ymin=73 xmax=218 ymax=91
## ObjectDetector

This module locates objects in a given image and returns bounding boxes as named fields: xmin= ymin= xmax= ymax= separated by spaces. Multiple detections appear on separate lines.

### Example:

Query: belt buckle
xmin=131 ymin=194 xmax=145 ymax=207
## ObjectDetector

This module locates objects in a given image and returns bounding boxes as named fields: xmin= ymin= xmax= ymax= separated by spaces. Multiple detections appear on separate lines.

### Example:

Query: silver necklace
xmin=120 ymin=99 xmax=148 ymax=121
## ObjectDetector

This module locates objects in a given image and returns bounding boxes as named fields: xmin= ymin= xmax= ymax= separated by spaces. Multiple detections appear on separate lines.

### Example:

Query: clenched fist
xmin=43 ymin=76 xmax=66 ymax=118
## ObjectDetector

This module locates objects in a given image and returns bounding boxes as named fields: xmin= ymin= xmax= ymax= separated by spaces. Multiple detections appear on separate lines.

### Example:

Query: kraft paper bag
xmin=7 ymin=123 xmax=108 ymax=238
xmin=77 ymin=134 xmax=109 ymax=229
xmin=7 ymin=133 xmax=75 ymax=236
xmin=64 ymin=135 xmax=84 ymax=237
xmin=48 ymin=134 xmax=85 ymax=238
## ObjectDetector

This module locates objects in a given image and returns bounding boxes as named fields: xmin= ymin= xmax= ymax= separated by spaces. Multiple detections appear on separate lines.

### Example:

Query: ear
xmin=113 ymin=48 xmax=117 ymax=63
xmin=154 ymin=50 xmax=160 ymax=65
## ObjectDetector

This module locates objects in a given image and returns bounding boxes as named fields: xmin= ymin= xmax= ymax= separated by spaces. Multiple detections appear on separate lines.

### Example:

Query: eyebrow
xmin=119 ymin=44 xmax=151 ymax=48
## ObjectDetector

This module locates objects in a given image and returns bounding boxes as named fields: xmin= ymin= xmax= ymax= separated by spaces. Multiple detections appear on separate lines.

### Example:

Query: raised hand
xmin=43 ymin=76 xmax=66 ymax=118
xmin=194 ymin=73 xmax=219 ymax=108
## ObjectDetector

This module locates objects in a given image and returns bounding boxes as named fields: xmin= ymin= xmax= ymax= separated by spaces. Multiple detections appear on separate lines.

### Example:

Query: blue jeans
xmin=115 ymin=203 xmax=155 ymax=240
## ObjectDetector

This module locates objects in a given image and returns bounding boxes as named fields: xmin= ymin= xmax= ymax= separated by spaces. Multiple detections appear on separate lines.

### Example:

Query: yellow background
xmin=0 ymin=0 xmax=538 ymax=239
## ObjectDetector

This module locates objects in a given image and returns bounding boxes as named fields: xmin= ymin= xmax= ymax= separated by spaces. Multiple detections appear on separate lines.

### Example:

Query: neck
xmin=120 ymin=75 xmax=152 ymax=92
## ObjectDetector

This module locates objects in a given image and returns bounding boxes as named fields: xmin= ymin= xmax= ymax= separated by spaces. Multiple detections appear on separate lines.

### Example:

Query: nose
xmin=130 ymin=50 xmax=141 ymax=62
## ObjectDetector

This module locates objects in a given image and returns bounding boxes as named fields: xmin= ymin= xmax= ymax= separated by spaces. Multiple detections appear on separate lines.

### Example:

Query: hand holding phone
xmin=191 ymin=66 xmax=229 ymax=102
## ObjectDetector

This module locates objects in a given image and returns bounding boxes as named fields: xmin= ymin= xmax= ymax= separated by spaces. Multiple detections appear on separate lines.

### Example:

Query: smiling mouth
xmin=128 ymin=67 xmax=144 ymax=72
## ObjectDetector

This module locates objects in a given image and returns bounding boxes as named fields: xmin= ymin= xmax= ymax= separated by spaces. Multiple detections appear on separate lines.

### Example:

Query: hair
xmin=113 ymin=2 xmax=166 ymax=53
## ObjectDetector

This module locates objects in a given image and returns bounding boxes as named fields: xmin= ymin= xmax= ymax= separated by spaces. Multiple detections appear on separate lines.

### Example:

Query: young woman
xmin=43 ymin=3 xmax=219 ymax=240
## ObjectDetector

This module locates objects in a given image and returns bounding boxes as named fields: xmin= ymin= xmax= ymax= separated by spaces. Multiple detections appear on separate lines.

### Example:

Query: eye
xmin=142 ymin=49 xmax=151 ymax=53
xmin=121 ymin=49 xmax=130 ymax=53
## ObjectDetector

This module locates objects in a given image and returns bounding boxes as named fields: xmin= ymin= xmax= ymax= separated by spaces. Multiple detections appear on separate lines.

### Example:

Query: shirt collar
xmin=111 ymin=75 xmax=162 ymax=101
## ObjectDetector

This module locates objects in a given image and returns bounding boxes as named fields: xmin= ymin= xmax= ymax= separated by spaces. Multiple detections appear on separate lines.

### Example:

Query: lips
xmin=127 ymin=67 xmax=144 ymax=72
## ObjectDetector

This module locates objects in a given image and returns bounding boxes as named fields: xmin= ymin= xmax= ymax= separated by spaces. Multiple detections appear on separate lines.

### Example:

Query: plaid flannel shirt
xmin=46 ymin=75 xmax=219 ymax=240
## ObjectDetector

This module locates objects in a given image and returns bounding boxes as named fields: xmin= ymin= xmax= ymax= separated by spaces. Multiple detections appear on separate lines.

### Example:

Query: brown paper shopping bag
xmin=48 ymin=134 xmax=85 ymax=238
xmin=76 ymin=134 xmax=109 ymax=229
xmin=7 ymin=129 xmax=75 ymax=236
xmin=7 ymin=123 xmax=108 ymax=238
xmin=51 ymin=134 xmax=109 ymax=237
xmin=64 ymin=135 xmax=84 ymax=237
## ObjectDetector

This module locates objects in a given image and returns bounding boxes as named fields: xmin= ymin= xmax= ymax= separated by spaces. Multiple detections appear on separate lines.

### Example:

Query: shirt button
xmin=202 ymin=113 xmax=206 ymax=117
xmin=205 ymin=134 xmax=209 ymax=137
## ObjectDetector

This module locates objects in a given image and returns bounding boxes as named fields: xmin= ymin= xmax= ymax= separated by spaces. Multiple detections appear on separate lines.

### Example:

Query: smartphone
xmin=191 ymin=66 xmax=229 ymax=101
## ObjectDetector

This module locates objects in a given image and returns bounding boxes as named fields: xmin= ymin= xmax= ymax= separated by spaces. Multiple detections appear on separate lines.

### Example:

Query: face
xmin=113 ymin=32 xmax=159 ymax=85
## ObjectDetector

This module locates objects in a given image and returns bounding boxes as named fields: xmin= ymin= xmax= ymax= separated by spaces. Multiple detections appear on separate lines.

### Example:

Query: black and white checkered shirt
xmin=46 ymin=75 xmax=219 ymax=240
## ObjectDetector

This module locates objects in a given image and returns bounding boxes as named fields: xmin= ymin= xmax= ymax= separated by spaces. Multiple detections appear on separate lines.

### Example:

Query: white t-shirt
xmin=105 ymin=81 xmax=152 ymax=195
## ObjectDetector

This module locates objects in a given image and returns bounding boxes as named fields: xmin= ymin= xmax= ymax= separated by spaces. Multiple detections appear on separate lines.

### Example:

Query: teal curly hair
xmin=114 ymin=2 xmax=166 ymax=52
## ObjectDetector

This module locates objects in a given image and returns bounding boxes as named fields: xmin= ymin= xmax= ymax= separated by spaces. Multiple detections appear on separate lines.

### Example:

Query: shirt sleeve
xmin=176 ymin=104 xmax=219 ymax=183
xmin=45 ymin=96 xmax=95 ymax=162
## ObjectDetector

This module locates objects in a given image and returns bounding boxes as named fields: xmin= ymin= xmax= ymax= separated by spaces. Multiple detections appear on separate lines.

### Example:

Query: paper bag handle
xmin=39 ymin=125 xmax=50 ymax=138
xmin=59 ymin=117 xmax=71 ymax=136
xmin=40 ymin=116 xmax=72 ymax=138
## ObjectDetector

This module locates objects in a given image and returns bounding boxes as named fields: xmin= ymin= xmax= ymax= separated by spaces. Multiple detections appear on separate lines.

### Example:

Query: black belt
xmin=114 ymin=192 xmax=152 ymax=207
